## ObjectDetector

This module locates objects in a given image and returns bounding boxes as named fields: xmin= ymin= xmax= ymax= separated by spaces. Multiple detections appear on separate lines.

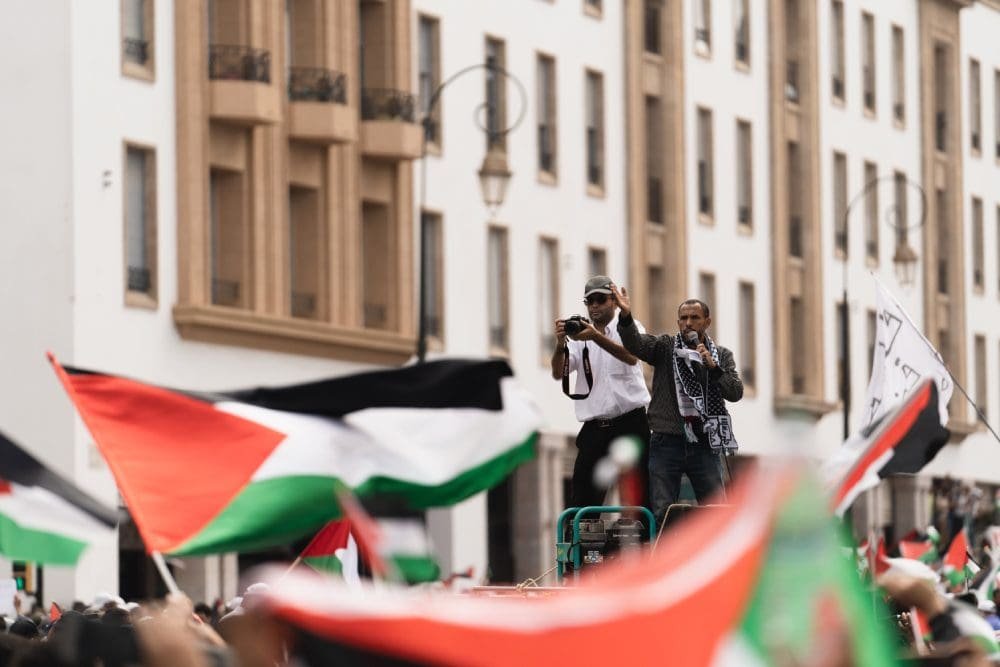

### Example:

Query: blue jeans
xmin=648 ymin=431 xmax=725 ymax=520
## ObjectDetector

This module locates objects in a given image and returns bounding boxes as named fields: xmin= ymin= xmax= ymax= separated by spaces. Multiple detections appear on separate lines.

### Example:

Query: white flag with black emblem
xmin=862 ymin=275 xmax=953 ymax=430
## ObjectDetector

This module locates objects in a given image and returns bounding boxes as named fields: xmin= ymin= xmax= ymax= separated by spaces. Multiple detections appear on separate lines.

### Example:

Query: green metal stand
xmin=555 ymin=505 xmax=656 ymax=583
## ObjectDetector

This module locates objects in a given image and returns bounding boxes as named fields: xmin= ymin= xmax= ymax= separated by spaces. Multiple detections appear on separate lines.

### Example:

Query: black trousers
xmin=571 ymin=407 xmax=651 ymax=510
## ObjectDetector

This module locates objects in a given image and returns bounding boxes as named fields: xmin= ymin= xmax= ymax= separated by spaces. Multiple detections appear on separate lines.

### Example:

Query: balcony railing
xmin=586 ymin=127 xmax=602 ymax=185
xmin=935 ymin=111 xmax=946 ymax=152
xmin=291 ymin=292 xmax=317 ymax=319
xmin=789 ymin=215 xmax=803 ymax=257
xmin=123 ymin=38 xmax=149 ymax=65
xmin=288 ymin=67 xmax=347 ymax=104
xmin=361 ymin=88 xmax=416 ymax=122
xmin=209 ymin=44 xmax=271 ymax=83
xmin=647 ymin=176 xmax=663 ymax=224
xmin=832 ymin=75 xmax=844 ymax=99
xmin=212 ymin=279 xmax=241 ymax=306
xmin=786 ymin=60 xmax=799 ymax=103
xmin=538 ymin=124 xmax=555 ymax=172
xmin=127 ymin=266 xmax=151 ymax=293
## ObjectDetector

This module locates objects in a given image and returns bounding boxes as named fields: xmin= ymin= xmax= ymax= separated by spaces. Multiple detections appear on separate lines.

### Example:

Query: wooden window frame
xmin=418 ymin=14 xmax=443 ymax=154
xmin=975 ymin=335 xmax=988 ymax=423
xmin=831 ymin=0 xmax=845 ymax=104
xmin=698 ymin=271 xmax=717 ymax=336
xmin=121 ymin=0 xmax=155 ymax=81
xmin=585 ymin=69 xmax=606 ymax=196
xmin=123 ymin=142 xmax=158 ymax=309
xmin=538 ymin=236 xmax=560 ymax=364
xmin=736 ymin=118 xmax=753 ymax=232
xmin=484 ymin=36 xmax=508 ymax=153
xmin=536 ymin=52 xmax=558 ymax=182
xmin=421 ymin=209 xmax=445 ymax=349
xmin=972 ymin=197 xmax=984 ymax=292
xmin=891 ymin=25 xmax=905 ymax=127
xmin=587 ymin=246 xmax=607 ymax=277
xmin=970 ymin=58 xmax=982 ymax=156
xmin=487 ymin=225 xmax=510 ymax=355
xmin=696 ymin=107 xmax=714 ymax=223
xmin=833 ymin=151 xmax=848 ymax=257
xmin=863 ymin=160 xmax=879 ymax=265
xmin=693 ymin=0 xmax=711 ymax=58
xmin=861 ymin=11 xmax=876 ymax=116
xmin=734 ymin=0 xmax=750 ymax=69
xmin=738 ymin=281 xmax=756 ymax=394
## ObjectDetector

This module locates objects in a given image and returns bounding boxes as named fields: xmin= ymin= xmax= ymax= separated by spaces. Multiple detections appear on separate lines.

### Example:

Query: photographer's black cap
xmin=584 ymin=275 xmax=613 ymax=298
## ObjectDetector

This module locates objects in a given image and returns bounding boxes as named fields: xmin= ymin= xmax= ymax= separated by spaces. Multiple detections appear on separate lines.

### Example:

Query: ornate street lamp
xmin=417 ymin=59 xmax=526 ymax=362
xmin=840 ymin=174 xmax=927 ymax=440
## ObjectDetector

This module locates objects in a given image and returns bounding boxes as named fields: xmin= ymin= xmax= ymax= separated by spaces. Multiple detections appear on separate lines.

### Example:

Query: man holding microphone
xmin=611 ymin=285 xmax=742 ymax=522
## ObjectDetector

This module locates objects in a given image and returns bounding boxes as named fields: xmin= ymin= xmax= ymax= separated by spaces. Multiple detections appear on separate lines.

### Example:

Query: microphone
xmin=683 ymin=330 xmax=700 ymax=349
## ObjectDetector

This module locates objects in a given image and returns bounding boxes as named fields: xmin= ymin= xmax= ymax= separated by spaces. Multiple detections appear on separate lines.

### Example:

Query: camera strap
xmin=562 ymin=343 xmax=593 ymax=400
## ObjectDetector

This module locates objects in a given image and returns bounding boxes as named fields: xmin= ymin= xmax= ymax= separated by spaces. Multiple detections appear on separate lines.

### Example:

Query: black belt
xmin=587 ymin=407 xmax=644 ymax=428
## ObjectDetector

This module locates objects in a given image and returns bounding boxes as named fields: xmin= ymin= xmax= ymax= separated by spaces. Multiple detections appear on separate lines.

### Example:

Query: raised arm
xmin=611 ymin=284 xmax=663 ymax=365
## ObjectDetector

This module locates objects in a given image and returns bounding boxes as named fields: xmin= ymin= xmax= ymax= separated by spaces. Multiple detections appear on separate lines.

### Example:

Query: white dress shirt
xmin=565 ymin=313 xmax=651 ymax=422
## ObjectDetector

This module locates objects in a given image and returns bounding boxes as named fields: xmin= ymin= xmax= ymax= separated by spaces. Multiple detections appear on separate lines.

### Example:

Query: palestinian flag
xmin=898 ymin=538 xmax=938 ymax=564
xmin=0 ymin=430 xmax=117 ymax=565
xmin=260 ymin=463 xmax=896 ymax=666
xmin=48 ymin=355 xmax=540 ymax=556
xmin=825 ymin=379 xmax=950 ymax=517
xmin=299 ymin=520 xmax=359 ymax=580
xmin=943 ymin=531 xmax=973 ymax=587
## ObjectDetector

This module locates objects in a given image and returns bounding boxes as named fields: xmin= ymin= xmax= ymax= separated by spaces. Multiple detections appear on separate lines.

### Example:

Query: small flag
xmin=49 ymin=602 xmax=62 ymax=622
xmin=298 ymin=520 xmax=359 ymax=587
xmin=825 ymin=379 xmax=949 ymax=516
xmin=48 ymin=355 xmax=540 ymax=557
xmin=943 ymin=531 xmax=971 ymax=587
xmin=898 ymin=539 xmax=938 ymax=564
xmin=0 ymin=431 xmax=116 ymax=565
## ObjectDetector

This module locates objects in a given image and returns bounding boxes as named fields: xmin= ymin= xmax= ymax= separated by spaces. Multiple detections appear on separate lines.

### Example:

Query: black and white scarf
xmin=671 ymin=333 xmax=738 ymax=452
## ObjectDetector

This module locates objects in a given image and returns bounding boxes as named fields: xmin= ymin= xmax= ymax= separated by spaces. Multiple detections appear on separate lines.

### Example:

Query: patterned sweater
xmin=618 ymin=312 xmax=743 ymax=435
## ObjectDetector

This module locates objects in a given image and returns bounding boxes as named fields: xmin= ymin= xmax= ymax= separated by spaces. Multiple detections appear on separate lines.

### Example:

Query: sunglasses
xmin=583 ymin=294 xmax=610 ymax=306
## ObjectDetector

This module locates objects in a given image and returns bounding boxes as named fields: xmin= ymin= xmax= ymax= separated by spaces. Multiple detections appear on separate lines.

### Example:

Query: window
xmin=648 ymin=266 xmax=667 ymax=333
xmin=863 ymin=161 xmax=878 ymax=262
xmin=936 ymin=188 xmax=949 ymax=294
xmin=787 ymin=141 xmax=802 ymax=257
xmin=124 ymin=144 xmax=157 ymax=303
xmin=209 ymin=166 xmax=249 ymax=308
xmin=122 ymin=0 xmax=154 ymax=77
xmin=831 ymin=1 xmax=845 ymax=101
xmin=361 ymin=202 xmax=394 ymax=330
xmin=738 ymin=282 xmax=756 ymax=390
xmin=734 ymin=0 xmax=749 ymax=66
xmin=694 ymin=0 xmax=711 ymax=56
xmin=584 ymin=0 xmax=602 ymax=16
xmin=487 ymin=226 xmax=509 ymax=351
xmin=585 ymin=70 xmax=605 ymax=190
xmin=736 ymin=119 xmax=752 ymax=229
xmin=995 ymin=70 xmax=1000 ymax=159
xmin=537 ymin=54 xmax=557 ymax=176
xmin=485 ymin=37 xmax=508 ymax=151
xmin=421 ymin=211 xmax=444 ymax=341
xmin=975 ymin=335 xmax=988 ymax=422
xmin=646 ymin=96 xmax=663 ymax=223
xmin=785 ymin=0 xmax=800 ymax=103
xmin=861 ymin=12 xmax=875 ymax=114
xmin=289 ymin=184 xmax=323 ymax=320
xmin=973 ymin=197 xmax=984 ymax=290
xmin=697 ymin=107 xmax=714 ymax=218
xmin=833 ymin=151 xmax=848 ymax=255
xmin=698 ymin=272 xmax=717 ymax=335
xmin=644 ymin=0 xmax=662 ymax=55
xmin=893 ymin=171 xmax=908 ymax=250
xmin=418 ymin=16 xmax=441 ymax=147
xmin=892 ymin=26 xmax=904 ymax=123
xmin=588 ymin=247 xmax=607 ymax=276
xmin=970 ymin=59 xmax=982 ymax=154
xmin=790 ymin=296 xmax=806 ymax=394
xmin=867 ymin=309 xmax=877 ymax=373
xmin=934 ymin=44 xmax=948 ymax=152
xmin=997 ymin=206 xmax=1000 ymax=293
xmin=539 ymin=238 xmax=559 ymax=358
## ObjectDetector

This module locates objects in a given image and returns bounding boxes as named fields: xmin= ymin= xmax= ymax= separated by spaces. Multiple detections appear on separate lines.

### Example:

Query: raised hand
xmin=610 ymin=284 xmax=631 ymax=317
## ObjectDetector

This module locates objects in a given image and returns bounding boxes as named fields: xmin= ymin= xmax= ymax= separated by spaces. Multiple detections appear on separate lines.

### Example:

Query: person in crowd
xmin=550 ymin=276 xmax=651 ymax=510
xmin=613 ymin=286 xmax=743 ymax=523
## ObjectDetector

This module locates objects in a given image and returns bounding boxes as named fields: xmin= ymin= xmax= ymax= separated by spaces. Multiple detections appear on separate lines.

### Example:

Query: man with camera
xmin=551 ymin=276 xmax=651 ymax=510
xmin=612 ymin=285 xmax=742 ymax=522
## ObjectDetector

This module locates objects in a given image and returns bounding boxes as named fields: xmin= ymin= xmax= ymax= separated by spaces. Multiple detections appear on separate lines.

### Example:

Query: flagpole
xmin=151 ymin=551 xmax=181 ymax=596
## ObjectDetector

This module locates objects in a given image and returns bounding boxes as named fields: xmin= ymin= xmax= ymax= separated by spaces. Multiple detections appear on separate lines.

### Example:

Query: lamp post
xmin=840 ymin=175 xmax=927 ymax=440
xmin=416 ymin=59 xmax=526 ymax=363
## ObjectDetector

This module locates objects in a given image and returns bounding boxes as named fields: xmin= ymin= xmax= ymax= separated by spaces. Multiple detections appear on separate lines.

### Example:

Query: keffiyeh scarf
xmin=672 ymin=333 xmax=738 ymax=452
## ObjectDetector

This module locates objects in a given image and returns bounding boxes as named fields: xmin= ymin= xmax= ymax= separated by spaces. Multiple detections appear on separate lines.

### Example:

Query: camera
xmin=563 ymin=315 xmax=591 ymax=336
